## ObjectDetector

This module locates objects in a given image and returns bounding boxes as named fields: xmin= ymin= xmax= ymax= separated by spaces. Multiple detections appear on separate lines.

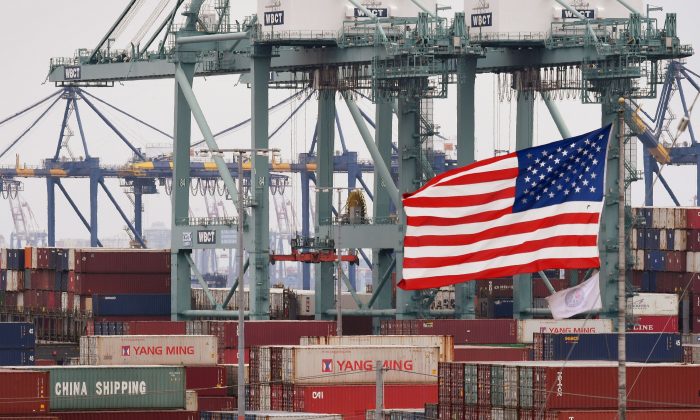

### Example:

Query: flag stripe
xmin=404 ymin=224 xmax=600 ymax=259
xmin=425 ymin=168 xmax=519 ymax=189
xmin=407 ymin=207 xmax=513 ymax=227
xmin=404 ymin=197 xmax=513 ymax=218
xmin=404 ymin=235 xmax=597 ymax=268
xmin=414 ymin=154 xmax=517 ymax=193
xmin=398 ymin=257 xmax=601 ymax=290
xmin=404 ymin=187 xmax=515 ymax=208
xmin=408 ymin=177 xmax=516 ymax=199
xmin=404 ymin=212 xmax=600 ymax=247
xmin=406 ymin=201 xmax=602 ymax=234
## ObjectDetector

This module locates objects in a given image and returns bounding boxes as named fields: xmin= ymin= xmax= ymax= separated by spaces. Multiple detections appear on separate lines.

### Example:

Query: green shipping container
xmin=42 ymin=366 xmax=185 ymax=410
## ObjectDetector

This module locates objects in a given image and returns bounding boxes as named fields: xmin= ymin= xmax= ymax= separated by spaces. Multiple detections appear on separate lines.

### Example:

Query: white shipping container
xmin=517 ymin=319 xmax=614 ymax=343
xmin=68 ymin=248 xmax=75 ymax=271
xmin=300 ymin=335 xmax=454 ymax=361
xmin=80 ymin=335 xmax=218 ymax=365
xmin=633 ymin=250 xmax=644 ymax=271
xmin=84 ymin=296 xmax=92 ymax=313
xmin=693 ymin=252 xmax=700 ymax=274
xmin=272 ymin=345 xmax=438 ymax=384
xmin=628 ymin=293 xmax=679 ymax=316
xmin=61 ymin=292 xmax=68 ymax=312
xmin=185 ymin=390 xmax=198 ymax=412
xmin=464 ymin=0 xmax=643 ymax=40
xmin=675 ymin=229 xmax=687 ymax=251
xmin=676 ymin=208 xmax=687 ymax=229
xmin=30 ymin=247 xmax=38 ymax=270
xmin=659 ymin=229 xmax=668 ymax=250
xmin=652 ymin=208 xmax=662 ymax=228
xmin=631 ymin=228 xmax=638 ymax=249
xmin=0 ymin=249 xmax=5 ymax=269
xmin=687 ymin=252 xmax=695 ymax=273
xmin=16 ymin=292 xmax=23 ymax=311
xmin=665 ymin=208 xmax=675 ymax=229
xmin=73 ymin=295 xmax=81 ymax=313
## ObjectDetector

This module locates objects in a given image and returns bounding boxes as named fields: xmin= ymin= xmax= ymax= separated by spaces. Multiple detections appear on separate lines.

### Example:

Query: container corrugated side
xmin=285 ymin=345 xmax=439 ymax=384
xmin=628 ymin=293 xmax=679 ymax=315
xmin=380 ymin=319 xmax=518 ymax=344
xmin=303 ymin=335 xmax=454 ymax=361
xmin=550 ymin=410 xmax=700 ymax=419
xmin=77 ymin=274 xmax=170 ymax=294
xmin=92 ymin=294 xmax=170 ymax=316
xmin=79 ymin=335 xmax=217 ymax=365
xmin=74 ymin=249 xmax=170 ymax=274
xmin=0 ymin=369 xmax=49 ymax=414
xmin=517 ymin=319 xmax=613 ymax=343
xmin=0 ymin=322 xmax=35 ymax=349
xmin=51 ymin=411 xmax=197 ymax=420
xmin=535 ymin=333 xmax=682 ymax=362
xmin=32 ymin=366 xmax=185 ymax=410
xmin=454 ymin=345 xmax=531 ymax=362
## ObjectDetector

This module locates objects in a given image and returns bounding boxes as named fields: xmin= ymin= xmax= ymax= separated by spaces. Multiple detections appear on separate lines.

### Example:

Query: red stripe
xmin=433 ymin=168 xmax=519 ymax=187
xmin=404 ymin=187 xmax=515 ymax=208
xmin=403 ymin=236 xmax=598 ymax=269
xmin=404 ymin=212 xmax=600 ymax=247
xmin=397 ymin=258 xmax=601 ymax=290
xmin=404 ymin=153 xmax=516 ymax=199
xmin=407 ymin=207 xmax=513 ymax=227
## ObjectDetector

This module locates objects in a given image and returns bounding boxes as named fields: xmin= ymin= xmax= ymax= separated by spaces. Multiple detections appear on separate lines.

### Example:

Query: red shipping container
xmin=295 ymin=384 xmax=437 ymax=416
xmin=34 ymin=359 xmax=57 ymax=366
xmin=46 ymin=292 xmax=57 ymax=311
xmin=221 ymin=348 xmax=249 ymax=364
xmin=534 ymin=363 xmax=700 ymax=410
xmin=533 ymin=278 xmax=570 ymax=298
xmin=0 ymin=369 xmax=49 ymax=414
xmin=628 ymin=316 xmax=678 ymax=333
xmin=127 ymin=321 xmax=186 ymax=335
xmin=552 ymin=410 xmax=700 ymax=420
xmin=74 ymin=249 xmax=170 ymax=274
xmin=383 ymin=319 xmax=518 ymax=344
xmin=66 ymin=272 xmax=76 ymax=293
xmin=77 ymin=273 xmax=171 ymax=294
xmin=29 ymin=270 xmax=51 ymax=291
xmin=196 ymin=396 xmax=236 ymax=411
xmin=687 ymin=230 xmax=700 ymax=251
xmin=51 ymin=412 xmax=197 ymax=420
xmin=687 ymin=208 xmax=700 ymax=229
xmin=207 ymin=320 xmax=337 ymax=349
xmin=454 ymin=345 xmax=531 ymax=362
xmin=185 ymin=366 xmax=227 ymax=396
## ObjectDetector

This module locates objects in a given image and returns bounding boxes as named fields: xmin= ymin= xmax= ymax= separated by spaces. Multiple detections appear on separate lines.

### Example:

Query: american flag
xmin=398 ymin=125 xmax=611 ymax=290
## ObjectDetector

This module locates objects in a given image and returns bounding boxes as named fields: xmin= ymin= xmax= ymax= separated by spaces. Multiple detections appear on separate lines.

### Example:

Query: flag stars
xmin=590 ymin=186 xmax=596 ymax=193
xmin=591 ymin=173 xmax=597 ymax=179
xmin=592 ymin=159 xmax=598 ymax=165
xmin=527 ymin=153 xmax=533 ymax=159
xmin=563 ymin=150 xmax=568 ymax=156
xmin=554 ymin=158 xmax=561 ymax=164
xmin=575 ymin=187 xmax=581 ymax=193
xmin=539 ymin=174 xmax=545 ymax=180
xmin=546 ymin=166 xmax=553 ymax=173
xmin=549 ymin=192 xmax=555 ymax=198
xmin=582 ymin=179 xmax=589 ymax=186
xmin=564 ymin=189 xmax=570 ymax=195
xmin=525 ymin=176 xmax=531 ymax=183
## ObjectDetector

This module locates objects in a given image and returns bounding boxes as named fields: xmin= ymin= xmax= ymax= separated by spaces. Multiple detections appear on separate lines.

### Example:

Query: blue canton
xmin=512 ymin=125 xmax=611 ymax=213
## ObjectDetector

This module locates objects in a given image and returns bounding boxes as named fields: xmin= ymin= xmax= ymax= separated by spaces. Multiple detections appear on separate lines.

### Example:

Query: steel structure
xmin=43 ymin=1 xmax=692 ymax=322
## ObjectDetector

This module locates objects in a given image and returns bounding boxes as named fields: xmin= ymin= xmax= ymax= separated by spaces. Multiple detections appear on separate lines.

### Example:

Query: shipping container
xmin=10 ymin=366 xmax=186 ymax=410
xmin=628 ymin=293 xmax=679 ymax=316
xmin=74 ymin=249 xmax=170 ymax=273
xmin=550 ymin=410 xmax=700 ymax=420
xmin=0 ymin=369 xmax=49 ymax=414
xmin=127 ymin=321 xmax=186 ymax=335
xmin=197 ymin=396 xmax=237 ymax=412
xmin=185 ymin=366 xmax=227 ymax=396
xmin=0 ymin=322 xmax=35 ymax=349
xmin=79 ymin=335 xmax=217 ymax=365
xmin=533 ymin=333 xmax=683 ymax=362
xmin=92 ymin=294 xmax=170 ymax=316
xmin=0 ymin=349 xmax=35 ymax=365
xmin=628 ymin=316 xmax=678 ymax=332
xmin=222 ymin=364 xmax=249 ymax=396
xmin=300 ymin=335 xmax=454 ymax=362
xmin=453 ymin=345 xmax=531 ymax=362
xmin=77 ymin=273 xmax=171 ymax=294
xmin=294 ymin=384 xmax=437 ymax=416
xmin=200 ymin=412 xmax=341 ymax=420
xmin=196 ymin=320 xmax=337 ymax=349
xmin=517 ymin=319 xmax=614 ymax=343
xmin=253 ymin=345 xmax=438 ymax=384
xmin=381 ymin=319 xmax=518 ymax=344
xmin=51 ymin=411 xmax=197 ymax=420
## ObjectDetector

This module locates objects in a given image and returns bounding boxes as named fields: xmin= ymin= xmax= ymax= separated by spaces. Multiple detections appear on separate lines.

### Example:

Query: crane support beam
xmin=177 ymin=31 xmax=249 ymax=45
xmin=98 ymin=179 xmax=147 ymax=248
xmin=88 ymin=0 xmax=139 ymax=63
xmin=55 ymin=180 xmax=103 ymax=247
xmin=344 ymin=95 xmax=401 ymax=209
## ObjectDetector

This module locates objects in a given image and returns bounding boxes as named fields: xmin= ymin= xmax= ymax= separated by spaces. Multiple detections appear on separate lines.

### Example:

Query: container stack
xmin=0 ymin=322 xmax=35 ymax=365
xmin=631 ymin=207 xmax=699 ymax=332
xmin=437 ymin=361 xmax=700 ymax=418
xmin=246 ymin=344 xmax=439 ymax=416
xmin=533 ymin=332 xmax=683 ymax=362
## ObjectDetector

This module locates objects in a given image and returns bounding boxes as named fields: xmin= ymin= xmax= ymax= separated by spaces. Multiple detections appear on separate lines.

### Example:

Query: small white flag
xmin=545 ymin=272 xmax=603 ymax=320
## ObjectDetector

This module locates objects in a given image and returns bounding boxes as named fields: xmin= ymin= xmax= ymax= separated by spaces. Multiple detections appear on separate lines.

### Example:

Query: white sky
xmin=0 ymin=0 xmax=699 ymax=246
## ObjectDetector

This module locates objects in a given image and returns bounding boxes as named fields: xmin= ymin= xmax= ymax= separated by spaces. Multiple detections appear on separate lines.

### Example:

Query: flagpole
xmin=617 ymin=97 xmax=627 ymax=420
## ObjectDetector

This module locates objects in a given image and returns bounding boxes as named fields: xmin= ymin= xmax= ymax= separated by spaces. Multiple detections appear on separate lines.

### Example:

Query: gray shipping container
xmin=15 ymin=365 xmax=185 ymax=410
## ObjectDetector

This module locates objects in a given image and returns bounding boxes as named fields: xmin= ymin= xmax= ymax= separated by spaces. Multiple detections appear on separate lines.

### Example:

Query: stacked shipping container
xmin=0 ymin=322 xmax=35 ymax=365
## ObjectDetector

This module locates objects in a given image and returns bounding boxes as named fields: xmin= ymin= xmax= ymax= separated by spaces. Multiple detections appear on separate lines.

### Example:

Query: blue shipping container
xmin=641 ymin=271 xmax=656 ymax=292
xmin=666 ymin=229 xmax=675 ymax=250
xmin=538 ymin=333 xmax=682 ymax=362
xmin=490 ymin=299 xmax=514 ymax=318
xmin=0 ymin=322 xmax=35 ymax=349
xmin=636 ymin=229 xmax=646 ymax=250
xmin=0 ymin=349 xmax=35 ymax=365
xmin=92 ymin=294 xmax=171 ymax=316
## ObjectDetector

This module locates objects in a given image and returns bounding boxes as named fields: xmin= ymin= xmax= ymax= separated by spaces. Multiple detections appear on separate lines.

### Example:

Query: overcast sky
xmin=0 ymin=0 xmax=698 ymax=246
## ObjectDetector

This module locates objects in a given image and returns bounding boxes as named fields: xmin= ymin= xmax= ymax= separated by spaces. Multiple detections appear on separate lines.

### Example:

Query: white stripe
xmin=432 ymin=156 xmax=518 ymax=187
xmin=406 ymin=201 xmax=603 ymax=235
xmin=409 ymin=178 xmax=516 ymax=199
xmin=404 ymin=197 xmax=513 ymax=218
xmin=402 ymin=246 xmax=600 ymax=279
xmin=404 ymin=223 xmax=600 ymax=259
